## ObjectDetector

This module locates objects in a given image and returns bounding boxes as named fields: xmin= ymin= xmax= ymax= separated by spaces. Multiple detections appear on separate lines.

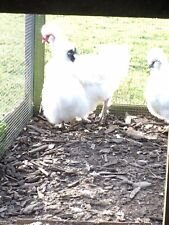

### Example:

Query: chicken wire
xmin=0 ymin=14 xmax=34 ymax=155
xmin=1 ymin=14 xmax=169 ymax=154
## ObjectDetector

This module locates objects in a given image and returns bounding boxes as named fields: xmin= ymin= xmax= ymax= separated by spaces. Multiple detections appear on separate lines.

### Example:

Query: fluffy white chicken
xmin=145 ymin=48 xmax=169 ymax=123
xmin=145 ymin=49 xmax=169 ymax=220
xmin=41 ymin=24 xmax=91 ymax=126
xmin=41 ymin=23 xmax=130 ymax=122
xmin=73 ymin=44 xmax=130 ymax=120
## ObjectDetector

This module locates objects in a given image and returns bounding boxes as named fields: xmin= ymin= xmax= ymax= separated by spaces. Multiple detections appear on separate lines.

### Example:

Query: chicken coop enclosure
xmin=0 ymin=4 xmax=169 ymax=225
xmin=2 ymin=13 xmax=168 ymax=154
xmin=0 ymin=14 xmax=45 ymax=154
xmin=0 ymin=14 xmax=33 ymax=154
xmin=0 ymin=13 xmax=158 ymax=154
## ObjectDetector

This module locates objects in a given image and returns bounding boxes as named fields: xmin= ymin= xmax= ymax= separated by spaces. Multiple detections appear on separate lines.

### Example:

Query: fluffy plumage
xmin=41 ymin=24 xmax=90 ymax=125
xmin=145 ymin=48 xmax=169 ymax=123
xmin=41 ymin=23 xmax=130 ymax=123
xmin=73 ymin=44 xmax=130 ymax=120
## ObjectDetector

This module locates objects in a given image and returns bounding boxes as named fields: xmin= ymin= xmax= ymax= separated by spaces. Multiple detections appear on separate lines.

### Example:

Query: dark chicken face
xmin=149 ymin=59 xmax=162 ymax=69
xmin=67 ymin=48 xmax=77 ymax=62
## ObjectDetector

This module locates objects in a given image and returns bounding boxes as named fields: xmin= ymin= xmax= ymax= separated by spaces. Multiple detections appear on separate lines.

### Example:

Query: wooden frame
xmin=0 ymin=1 xmax=168 ymax=224
xmin=0 ymin=0 xmax=169 ymax=18
xmin=33 ymin=15 xmax=45 ymax=115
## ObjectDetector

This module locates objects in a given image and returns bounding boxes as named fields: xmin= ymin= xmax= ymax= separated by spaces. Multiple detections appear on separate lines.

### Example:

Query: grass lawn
xmin=0 ymin=13 xmax=25 ymax=119
xmin=46 ymin=15 xmax=169 ymax=105
xmin=1 ymin=14 xmax=169 ymax=119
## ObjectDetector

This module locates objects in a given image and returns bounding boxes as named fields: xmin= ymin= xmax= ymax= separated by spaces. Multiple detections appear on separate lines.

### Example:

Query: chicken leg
xmin=98 ymin=98 xmax=109 ymax=122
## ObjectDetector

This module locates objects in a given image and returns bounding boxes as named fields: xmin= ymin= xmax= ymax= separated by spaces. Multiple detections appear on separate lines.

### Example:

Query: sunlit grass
xmin=46 ymin=16 xmax=169 ymax=105
xmin=1 ymin=14 xmax=169 ymax=119
xmin=0 ymin=14 xmax=25 ymax=119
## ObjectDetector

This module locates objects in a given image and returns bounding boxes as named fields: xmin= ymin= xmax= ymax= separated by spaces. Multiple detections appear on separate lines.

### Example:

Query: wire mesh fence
xmin=1 ymin=14 xmax=169 ymax=154
xmin=0 ymin=14 xmax=25 ymax=119
xmin=0 ymin=14 xmax=34 ymax=155
xmin=0 ymin=13 xmax=168 ymax=224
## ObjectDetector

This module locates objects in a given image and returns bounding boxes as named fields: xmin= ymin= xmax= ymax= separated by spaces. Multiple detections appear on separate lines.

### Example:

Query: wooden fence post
xmin=33 ymin=14 xmax=45 ymax=115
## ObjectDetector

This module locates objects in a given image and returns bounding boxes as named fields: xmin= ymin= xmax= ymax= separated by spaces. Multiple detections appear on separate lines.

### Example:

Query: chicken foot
xmin=54 ymin=121 xmax=66 ymax=129
xmin=75 ymin=116 xmax=91 ymax=124
xmin=98 ymin=98 xmax=109 ymax=122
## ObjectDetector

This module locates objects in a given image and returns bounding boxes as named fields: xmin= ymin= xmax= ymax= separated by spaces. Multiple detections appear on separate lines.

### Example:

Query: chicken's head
xmin=41 ymin=23 xmax=59 ymax=44
xmin=41 ymin=23 xmax=76 ymax=61
xmin=147 ymin=48 xmax=168 ymax=69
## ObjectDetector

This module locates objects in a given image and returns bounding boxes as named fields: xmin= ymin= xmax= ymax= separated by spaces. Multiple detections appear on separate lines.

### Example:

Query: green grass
xmin=45 ymin=15 xmax=169 ymax=105
xmin=0 ymin=13 xmax=25 ymax=119
xmin=1 ymin=14 xmax=169 ymax=119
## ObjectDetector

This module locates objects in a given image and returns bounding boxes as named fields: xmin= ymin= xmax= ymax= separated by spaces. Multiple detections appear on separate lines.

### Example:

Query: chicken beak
xmin=42 ymin=37 xmax=45 ymax=43
xmin=149 ymin=63 xmax=153 ymax=69
xmin=41 ymin=36 xmax=49 ymax=44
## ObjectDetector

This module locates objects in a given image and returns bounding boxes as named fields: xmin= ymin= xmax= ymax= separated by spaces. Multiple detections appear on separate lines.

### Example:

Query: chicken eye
xmin=67 ymin=49 xmax=76 ymax=62
xmin=149 ymin=60 xmax=161 ymax=69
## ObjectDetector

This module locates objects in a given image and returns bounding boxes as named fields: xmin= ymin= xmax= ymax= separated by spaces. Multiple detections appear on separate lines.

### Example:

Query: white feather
xmin=145 ymin=48 xmax=169 ymax=123
xmin=41 ymin=24 xmax=90 ymax=125
xmin=73 ymin=44 xmax=130 ymax=113
xmin=41 ymin=23 xmax=130 ymax=122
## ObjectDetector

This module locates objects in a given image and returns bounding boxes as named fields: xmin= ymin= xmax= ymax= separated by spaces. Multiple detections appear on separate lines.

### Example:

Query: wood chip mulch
xmin=0 ymin=113 xmax=167 ymax=225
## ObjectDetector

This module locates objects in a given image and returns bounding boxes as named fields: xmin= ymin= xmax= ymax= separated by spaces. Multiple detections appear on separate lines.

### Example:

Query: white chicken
xmin=145 ymin=48 xmax=169 ymax=224
xmin=145 ymin=48 xmax=169 ymax=123
xmin=73 ymin=44 xmax=130 ymax=120
xmin=41 ymin=23 xmax=130 ymax=122
xmin=41 ymin=24 xmax=91 ymax=126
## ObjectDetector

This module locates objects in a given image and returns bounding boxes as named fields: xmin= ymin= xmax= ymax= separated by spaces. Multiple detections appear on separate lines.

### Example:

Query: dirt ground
xmin=0 ymin=113 xmax=167 ymax=225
